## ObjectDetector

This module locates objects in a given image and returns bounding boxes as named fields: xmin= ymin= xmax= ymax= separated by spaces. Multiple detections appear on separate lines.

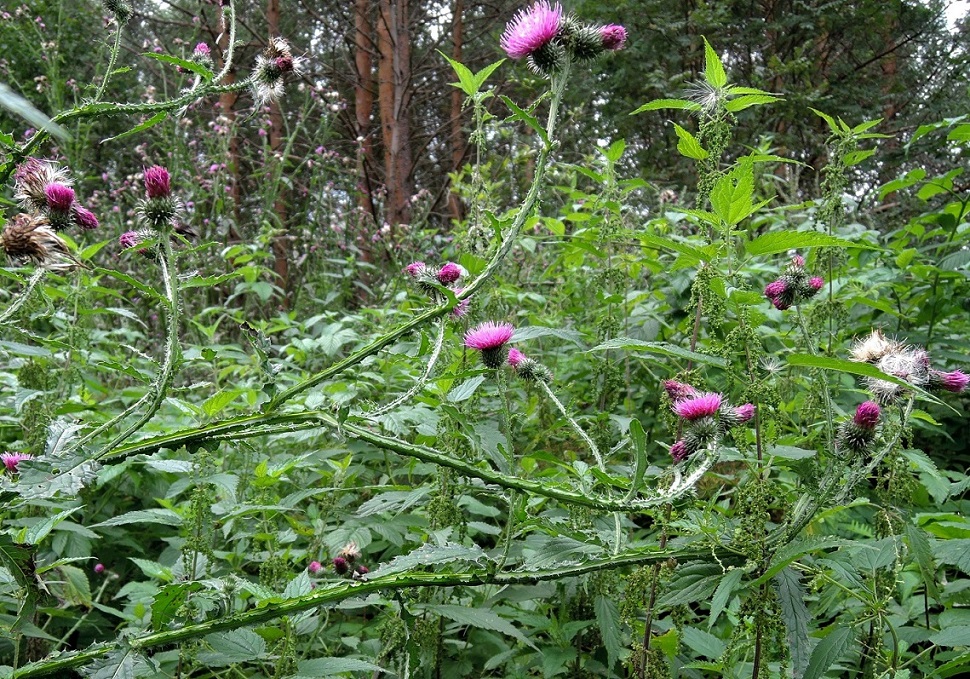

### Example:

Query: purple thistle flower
xmin=437 ymin=261 xmax=462 ymax=284
xmin=764 ymin=279 xmax=787 ymax=300
xmin=72 ymin=205 xmax=99 ymax=230
xmin=508 ymin=347 xmax=526 ymax=368
xmin=500 ymin=1 xmax=562 ymax=60
xmin=144 ymin=165 xmax=172 ymax=199
xmin=44 ymin=183 xmax=75 ymax=213
xmin=451 ymin=287 xmax=470 ymax=318
xmin=809 ymin=276 xmax=824 ymax=291
xmin=934 ymin=369 xmax=969 ymax=393
xmin=673 ymin=392 xmax=723 ymax=421
xmin=1 ymin=452 xmax=33 ymax=473
xmin=464 ymin=321 xmax=515 ymax=351
xmin=600 ymin=24 xmax=627 ymax=51
xmin=405 ymin=261 xmax=426 ymax=277
xmin=308 ymin=560 xmax=323 ymax=574
xmin=663 ymin=380 xmax=699 ymax=402
xmin=669 ymin=440 xmax=688 ymax=463
xmin=853 ymin=401 xmax=881 ymax=429
xmin=93 ymin=563 xmax=105 ymax=574
xmin=194 ymin=42 xmax=211 ymax=57
xmin=354 ymin=564 xmax=369 ymax=575
xmin=791 ymin=254 xmax=805 ymax=267
xmin=734 ymin=403 xmax=756 ymax=423
xmin=119 ymin=231 xmax=141 ymax=249
xmin=332 ymin=557 xmax=349 ymax=575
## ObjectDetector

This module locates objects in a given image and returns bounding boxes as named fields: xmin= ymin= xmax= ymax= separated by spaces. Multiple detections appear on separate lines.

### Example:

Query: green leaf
xmin=500 ymin=95 xmax=549 ymax=146
xmin=431 ymin=604 xmax=537 ymax=649
xmin=439 ymin=51 xmax=477 ymax=95
xmin=447 ymin=375 xmax=486 ymax=402
xmin=151 ymin=582 xmax=202 ymax=631
xmin=602 ymin=138 xmax=626 ymax=163
xmin=595 ymin=595 xmax=624 ymax=669
xmin=624 ymin=419 xmax=648 ymax=501
xmin=297 ymin=658 xmax=391 ymax=676
xmin=803 ymin=626 xmax=853 ymax=679
xmin=79 ymin=647 xmax=155 ymax=679
xmin=587 ymin=338 xmax=727 ymax=368
xmin=639 ymin=233 xmax=713 ymax=263
xmin=21 ymin=507 xmax=81 ymax=546
xmin=472 ymin=59 xmax=505 ymax=91
xmin=702 ymin=37 xmax=727 ymax=88
xmin=0 ymin=82 xmax=68 ymax=141
xmin=199 ymin=629 xmax=267 ymax=666
xmin=681 ymin=626 xmax=725 ymax=659
xmin=673 ymin=123 xmax=709 ymax=160
xmin=657 ymin=562 xmax=722 ymax=607
xmin=775 ymin=567 xmax=811 ymax=677
xmin=904 ymin=521 xmax=939 ymax=599
xmin=630 ymin=98 xmax=701 ymax=114
xmin=142 ymin=52 xmax=214 ymax=80
xmin=100 ymin=111 xmax=168 ymax=144
xmin=809 ymin=108 xmax=839 ymax=134
xmin=202 ymin=389 xmax=244 ymax=417
xmin=710 ymin=160 xmax=756 ymax=225
xmin=930 ymin=626 xmax=970 ymax=647
xmin=92 ymin=509 xmax=183 ymax=529
xmin=745 ymin=230 xmax=879 ymax=256
xmin=724 ymin=94 xmax=781 ymax=112
xmin=947 ymin=124 xmax=970 ymax=142
xmin=708 ymin=568 xmax=744 ymax=628
xmin=369 ymin=542 xmax=490 ymax=578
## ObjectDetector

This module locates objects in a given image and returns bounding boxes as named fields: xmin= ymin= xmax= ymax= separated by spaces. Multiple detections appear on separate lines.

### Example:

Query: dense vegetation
xmin=1 ymin=1 xmax=969 ymax=678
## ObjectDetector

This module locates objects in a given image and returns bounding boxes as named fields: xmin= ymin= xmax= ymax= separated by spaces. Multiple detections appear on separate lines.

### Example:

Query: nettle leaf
xmin=775 ymin=567 xmax=812 ymax=677
xmin=296 ymin=658 xmax=391 ymax=676
xmin=904 ymin=521 xmax=939 ymax=599
xmin=930 ymin=626 xmax=970 ymax=647
xmin=657 ymin=562 xmax=722 ymax=607
xmin=710 ymin=160 xmax=756 ymax=225
xmin=429 ymin=604 xmax=537 ymax=649
xmin=356 ymin=488 xmax=430 ymax=518
xmin=199 ymin=628 xmax=268 ymax=666
xmin=588 ymin=338 xmax=726 ymax=368
xmin=447 ymin=375 xmax=486 ymax=402
xmin=681 ymin=626 xmax=726 ymax=659
xmin=702 ymin=37 xmax=728 ymax=88
xmin=708 ymin=568 xmax=744 ymax=629
xmin=522 ymin=535 xmax=605 ymax=569
xmin=595 ymin=595 xmax=625 ymax=669
xmin=19 ymin=507 xmax=81 ymax=546
xmin=745 ymin=230 xmax=878 ymax=256
xmin=630 ymin=98 xmax=701 ymax=114
xmin=934 ymin=538 xmax=970 ymax=575
xmin=672 ymin=122 xmax=709 ymax=160
xmin=803 ymin=626 xmax=854 ymax=679
xmin=91 ymin=509 xmax=183 ymax=529
xmin=151 ymin=582 xmax=202 ymax=631
xmin=79 ymin=646 xmax=156 ymax=679
xmin=512 ymin=325 xmax=586 ymax=347
xmin=369 ymin=542 xmax=491 ymax=578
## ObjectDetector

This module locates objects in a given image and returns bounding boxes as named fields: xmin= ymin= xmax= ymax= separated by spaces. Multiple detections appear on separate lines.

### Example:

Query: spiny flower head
xmin=734 ymin=403 xmax=756 ymax=423
xmin=1 ymin=452 xmax=33 ymax=473
xmin=507 ymin=347 xmax=526 ymax=368
xmin=2 ymin=213 xmax=78 ymax=272
xmin=437 ymin=261 xmax=462 ymax=285
xmin=853 ymin=401 xmax=881 ymax=429
xmin=44 ymin=183 xmax=75 ymax=213
xmin=253 ymin=37 xmax=303 ymax=104
xmin=337 ymin=541 xmax=361 ymax=562
xmin=672 ymin=392 xmax=723 ymax=421
xmin=500 ymin=1 xmax=562 ymax=60
xmin=194 ymin=42 xmax=211 ymax=57
xmin=931 ymin=369 xmax=969 ymax=393
xmin=809 ymin=276 xmax=824 ymax=291
xmin=405 ymin=261 xmax=426 ymax=277
xmin=451 ymin=288 xmax=471 ymax=318
xmin=14 ymin=158 xmax=72 ymax=211
xmin=600 ymin=24 xmax=627 ymax=50
xmin=764 ymin=253 xmax=823 ymax=310
xmin=837 ymin=401 xmax=882 ymax=456
xmin=72 ymin=205 xmax=99 ymax=230
xmin=332 ymin=557 xmax=349 ymax=575
xmin=308 ymin=560 xmax=323 ymax=574
xmin=144 ymin=165 xmax=171 ymax=199
xmin=663 ymin=380 xmax=699 ymax=402
xmin=465 ymin=321 xmax=515 ymax=368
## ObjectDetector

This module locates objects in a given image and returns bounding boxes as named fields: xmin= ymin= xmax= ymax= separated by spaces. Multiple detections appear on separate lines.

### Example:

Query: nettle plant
xmin=1 ymin=2 xmax=969 ymax=679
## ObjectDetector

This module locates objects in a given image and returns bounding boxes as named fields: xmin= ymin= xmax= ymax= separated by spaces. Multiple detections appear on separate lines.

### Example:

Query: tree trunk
xmin=267 ymin=0 xmax=290 ymax=308
xmin=377 ymin=0 xmax=413 ymax=227
xmin=355 ymin=0 xmax=377 ymax=229
xmin=447 ymin=0 xmax=466 ymax=225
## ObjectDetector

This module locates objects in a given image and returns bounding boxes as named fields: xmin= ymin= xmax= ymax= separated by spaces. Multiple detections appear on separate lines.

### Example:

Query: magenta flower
xmin=194 ymin=42 xmax=211 ymax=57
xmin=1 ymin=452 xmax=33 ymax=473
xmin=500 ymin=1 xmax=562 ymax=60
xmin=464 ymin=321 xmax=515 ymax=351
xmin=119 ymin=231 xmax=140 ymax=249
xmin=669 ymin=440 xmax=688 ymax=463
xmin=44 ymin=183 xmax=75 ymax=213
xmin=332 ymin=557 xmax=349 ymax=575
xmin=144 ymin=165 xmax=172 ymax=199
xmin=791 ymin=254 xmax=805 ymax=267
xmin=934 ymin=370 xmax=969 ymax=393
xmin=508 ymin=347 xmax=526 ymax=368
xmin=853 ymin=401 xmax=881 ymax=429
xmin=673 ymin=392 xmax=723 ymax=421
xmin=72 ymin=205 xmax=99 ymax=230
xmin=809 ymin=276 xmax=824 ymax=291
xmin=308 ymin=560 xmax=323 ymax=574
xmin=451 ymin=288 xmax=470 ymax=318
xmin=663 ymin=379 xmax=699 ymax=402
xmin=600 ymin=24 xmax=627 ymax=51
xmin=93 ymin=563 xmax=105 ymax=574
xmin=764 ymin=280 xmax=787 ymax=300
xmin=734 ymin=403 xmax=756 ymax=423
xmin=437 ymin=262 xmax=462 ymax=284
xmin=405 ymin=261 xmax=426 ymax=277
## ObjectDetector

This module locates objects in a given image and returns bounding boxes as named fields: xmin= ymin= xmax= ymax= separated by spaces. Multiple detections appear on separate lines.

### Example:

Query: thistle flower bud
xmin=144 ymin=165 xmax=172 ymax=199
xmin=72 ymin=205 xmax=99 ymax=230
xmin=405 ymin=261 xmax=426 ymax=277
xmin=836 ymin=401 xmax=881 ymax=456
xmin=734 ymin=403 xmax=755 ymax=423
xmin=437 ymin=261 xmax=462 ymax=285
xmin=102 ymin=0 xmax=133 ymax=23
xmin=930 ymin=369 xmax=969 ymax=393
xmin=451 ymin=288 xmax=470 ymax=318
xmin=853 ymin=401 xmax=881 ymax=428
xmin=663 ymin=380 xmax=698 ymax=402
xmin=507 ymin=347 xmax=527 ymax=368
xmin=599 ymin=24 xmax=627 ymax=51
xmin=93 ymin=563 xmax=105 ymax=574
xmin=669 ymin=440 xmax=688 ymax=463
xmin=308 ymin=560 xmax=323 ymax=575
xmin=514 ymin=357 xmax=554 ymax=383
xmin=139 ymin=166 xmax=179 ymax=230
xmin=332 ymin=557 xmax=349 ymax=575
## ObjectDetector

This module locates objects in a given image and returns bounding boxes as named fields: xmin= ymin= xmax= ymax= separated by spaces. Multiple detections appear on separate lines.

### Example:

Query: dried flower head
xmin=850 ymin=329 xmax=898 ymax=364
xmin=2 ymin=213 xmax=78 ymax=271
xmin=337 ymin=541 xmax=362 ymax=562
xmin=253 ymin=37 xmax=303 ymax=104
xmin=1 ymin=452 xmax=33 ymax=473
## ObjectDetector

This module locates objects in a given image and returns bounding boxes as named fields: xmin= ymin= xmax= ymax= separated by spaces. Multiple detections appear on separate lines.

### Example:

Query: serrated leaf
xmin=100 ymin=112 xmax=167 ymax=144
xmin=630 ymin=98 xmax=701 ymax=114
xmin=681 ymin=626 xmax=725 ymax=659
xmin=512 ymin=326 xmax=585 ymax=346
xmin=142 ymin=52 xmax=214 ymax=79
xmin=356 ymin=488 xmax=430 ymax=518
xmin=724 ymin=94 xmax=781 ymax=112
xmin=673 ymin=123 xmax=709 ymax=160
xmin=21 ymin=507 xmax=81 ymax=545
xmin=500 ymin=95 xmax=549 ymax=146
xmin=200 ymin=629 xmax=267 ymax=666
xmin=935 ymin=538 xmax=970 ymax=574
xmin=746 ymin=231 xmax=877 ymax=256
xmin=803 ymin=626 xmax=853 ymax=679
xmin=809 ymin=108 xmax=839 ymax=133
xmin=657 ymin=562 xmax=722 ymax=607
xmin=282 ymin=570 xmax=312 ymax=599
xmin=296 ymin=658 xmax=391 ymax=676
xmin=151 ymin=582 xmax=202 ymax=631
xmin=369 ymin=542 xmax=490 ymax=578
xmin=702 ymin=37 xmax=727 ymax=88
xmin=709 ymin=568 xmax=743 ymax=628
xmin=202 ymin=389 xmax=244 ymax=417
xmin=79 ymin=647 xmax=156 ymax=679
xmin=447 ymin=375 xmax=485 ymax=402
xmin=587 ymin=338 xmax=727 ymax=367
xmin=930 ymin=626 xmax=970 ymax=647
xmin=775 ymin=567 xmax=811 ymax=677
xmin=904 ymin=522 xmax=939 ymax=599
xmin=91 ymin=509 xmax=183 ymax=528
xmin=639 ymin=233 xmax=712 ymax=262
xmin=595 ymin=595 xmax=624 ymax=669
xmin=430 ymin=604 xmax=537 ymax=649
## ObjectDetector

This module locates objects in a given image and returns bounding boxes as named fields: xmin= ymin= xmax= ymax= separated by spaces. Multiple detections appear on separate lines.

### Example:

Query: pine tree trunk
xmin=377 ymin=0 xmax=413 ymax=227
xmin=355 ymin=0 xmax=377 ymax=229
xmin=447 ymin=0 xmax=466 ymax=224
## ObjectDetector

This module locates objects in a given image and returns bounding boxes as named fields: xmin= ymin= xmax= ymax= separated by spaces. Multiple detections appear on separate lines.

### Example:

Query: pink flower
xmin=44 ymin=183 xmax=75 ymax=212
xmin=764 ymin=279 xmax=787 ymax=300
xmin=934 ymin=370 xmax=969 ymax=393
xmin=465 ymin=321 xmax=515 ymax=350
xmin=853 ymin=401 xmax=881 ymax=429
xmin=119 ymin=231 xmax=140 ymax=249
xmin=451 ymin=288 xmax=470 ymax=318
xmin=93 ymin=563 xmax=105 ymax=574
xmin=672 ymin=393 xmax=723 ymax=421
xmin=791 ymin=254 xmax=805 ymax=267
xmin=308 ymin=560 xmax=323 ymax=574
xmin=437 ymin=262 xmax=462 ymax=284
xmin=332 ymin=557 xmax=349 ymax=574
xmin=144 ymin=165 xmax=171 ymax=199
xmin=1 ymin=452 xmax=33 ymax=473
xmin=73 ymin=205 xmax=99 ymax=230
xmin=809 ymin=276 xmax=824 ymax=291
xmin=734 ymin=403 xmax=755 ymax=423
xmin=663 ymin=380 xmax=698 ymax=402
xmin=669 ymin=440 xmax=688 ymax=463
xmin=600 ymin=24 xmax=627 ymax=51
xmin=508 ymin=347 xmax=526 ymax=367
xmin=405 ymin=261 xmax=426 ymax=277
xmin=193 ymin=42 xmax=210 ymax=57
xmin=500 ymin=1 xmax=562 ymax=60
xmin=354 ymin=564 xmax=369 ymax=576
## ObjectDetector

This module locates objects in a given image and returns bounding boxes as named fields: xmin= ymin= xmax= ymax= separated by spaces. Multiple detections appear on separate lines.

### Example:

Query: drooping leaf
xmin=803 ymin=626 xmax=853 ymax=679
xmin=296 ymin=658 xmax=391 ymax=676
xmin=198 ymin=628 xmax=268 ymax=666
xmin=657 ymin=562 xmax=722 ymax=607
xmin=708 ymin=568 xmax=744 ymax=629
xmin=745 ymin=231 xmax=878 ymax=256
xmin=588 ymin=338 xmax=726 ymax=368
xmin=595 ymin=595 xmax=625 ymax=669
xmin=775 ymin=567 xmax=812 ymax=677
xmin=681 ymin=626 xmax=726 ymax=659
xmin=430 ymin=604 xmax=537 ymax=649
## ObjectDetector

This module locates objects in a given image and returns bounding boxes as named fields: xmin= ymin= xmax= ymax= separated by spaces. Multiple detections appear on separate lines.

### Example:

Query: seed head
xmin=2 ymin=213 xmax=78 ymax=271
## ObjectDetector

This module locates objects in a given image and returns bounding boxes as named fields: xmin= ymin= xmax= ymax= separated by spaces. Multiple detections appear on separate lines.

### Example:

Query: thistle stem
xmin=94 ymin=20 xmax=124 ymax=103
xmin=537 ymin=379 xmax=605 ymax=473
xmin=367 ymin=318 xmax=446 ymax=417
xmin=0 ymin=268 xmax=47 ymax=325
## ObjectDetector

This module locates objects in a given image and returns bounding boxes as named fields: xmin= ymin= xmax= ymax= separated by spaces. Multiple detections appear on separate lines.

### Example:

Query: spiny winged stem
xmin=94 ymin=20 xmax=124 ymax=103
xmin=536 ymin=379 xmax=605 ymax=473
xmin=795 ymin=305 xmax=835 ymax=454
xmin=91 ymin=236 xmax=182 ymax=458
xmin=264 ymin=66 xmax=571 ymax=410
xmin=0 ymin=268 xmax=47 ymax=325
xmin=212 ymin=0 xmax=238 ymax=84
xmin=366 ymin=317 xmax=447 ymax=417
